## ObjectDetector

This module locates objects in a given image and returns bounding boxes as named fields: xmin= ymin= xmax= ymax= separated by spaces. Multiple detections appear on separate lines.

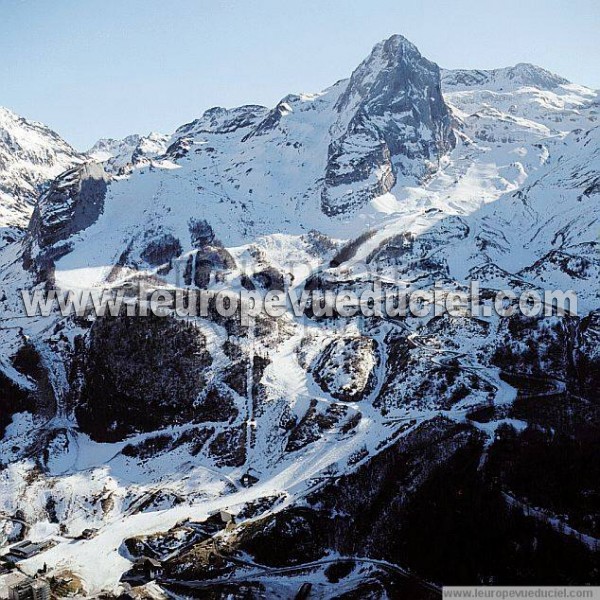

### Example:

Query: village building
xmin=6 ymin=576 xmax=50 ymax=600
xmin=132 ymin=557 xmax=163 ymax=580
xmin=8 ymin=541 xmax=43 ymax=560
xmin=240 ymin=471 xmax=259 ymax=488
xmin=219 ymin=510 xmax=235 ymax=525
xmin=80 ymin=528 xmax=98 ymax=540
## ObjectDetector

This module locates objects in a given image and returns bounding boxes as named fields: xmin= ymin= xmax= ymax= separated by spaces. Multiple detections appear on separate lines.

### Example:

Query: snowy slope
xmin=0 ymin=35 xmax=598 ymax=596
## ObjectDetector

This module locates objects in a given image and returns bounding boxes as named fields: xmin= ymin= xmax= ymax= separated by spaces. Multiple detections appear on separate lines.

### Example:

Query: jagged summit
xmin=322 ymin=34 xmax=455 ymax=215
xmin=335 ymin=34 xmax=426 ymax=111
xmin=87 ymin=132 xmax=169 ymax=174
xmin=0 ymin=32 xmax=599 ymax=596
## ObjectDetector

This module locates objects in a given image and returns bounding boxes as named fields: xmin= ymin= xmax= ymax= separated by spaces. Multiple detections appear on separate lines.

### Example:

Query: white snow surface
xmin=0 ymin=39 xmax=598 ymax=595
xmin=0 ymin=106 xmax=82 ymax=228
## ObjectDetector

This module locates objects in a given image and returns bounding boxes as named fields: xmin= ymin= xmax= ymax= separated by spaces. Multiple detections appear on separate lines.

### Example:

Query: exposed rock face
xmin=188 ymin=218 xmax=215 ymax=249
xmin=75 ymin=316 xmax=213 ymax=442
xmin=175 ymin=105 xmax=268 ymax=138
xmin=24 ymin=161 xmax=109 ymax=281
xmin=242 ymin=100 xmax=294 ymax=141
xmin=0 ymin=370 xmax=34 ymax=440
xmin=313 ymin=336 xmax=377 ymax=401
xmin=322 ymin=35 xmax=455 ymax=216
xmin=182 ymin=245 xmax=236 ymax=288
xmin=0 ymin=33 xmax=599 ymax=596
xmin=140 ymin=233 xmax=182 ymax=266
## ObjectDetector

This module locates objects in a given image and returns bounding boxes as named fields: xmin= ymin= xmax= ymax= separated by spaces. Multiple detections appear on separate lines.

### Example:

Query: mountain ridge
xmin=0 ymin=34 xmax=598 ymax=597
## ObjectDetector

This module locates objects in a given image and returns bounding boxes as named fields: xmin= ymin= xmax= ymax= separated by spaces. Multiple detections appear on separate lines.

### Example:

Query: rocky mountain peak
xmin=335 ymin=34 xmax=431 ymax=113
xmin=24 ymin=161 xmax=109 ymax=282
xmin=88 ymin=132 xmax=169 ymax=174
xmin=0 ymin=30 xmax=599 ymax=597
xmin=508 ymin=62 xmax=570 ymax=86
xmin=322 ymin=34 xmax=456 ymax=216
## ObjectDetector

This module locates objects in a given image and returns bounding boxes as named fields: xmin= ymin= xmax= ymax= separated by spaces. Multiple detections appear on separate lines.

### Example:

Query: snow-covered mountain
xmin=0 ymin=106 xmax=83 ymax=232
xmin=442 ymin=62 xmax=571 ymax=91
xmin=322 ymin=34 xmax=455 ymax=215
xmin=0 ymin=34 xmax=598 ymax=598
xmin=88 ymin=132 xmax=169 ymax=174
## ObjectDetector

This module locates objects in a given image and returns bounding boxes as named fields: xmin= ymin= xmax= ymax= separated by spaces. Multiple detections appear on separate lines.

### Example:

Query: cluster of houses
xmin=125 ymin=508 xmax=238 ymax=586
xmin=0 ymin=538 xmax=55 ymax=599
xmin=2 ymin=508 xmax=243 ymax=597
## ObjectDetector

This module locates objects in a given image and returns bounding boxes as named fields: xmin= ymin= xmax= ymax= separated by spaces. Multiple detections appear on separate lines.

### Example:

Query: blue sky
xmin=2 ymin=0 xmax=598 ymax=149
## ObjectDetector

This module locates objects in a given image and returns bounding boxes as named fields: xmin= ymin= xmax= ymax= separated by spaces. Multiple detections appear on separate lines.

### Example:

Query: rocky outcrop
xmin=182 ymin=246 xmax=236 ymax=288
xmin=322 ymin=35 xmax=455 ymax=216
xmin=24 ymin=162 xmax=109 ymax=281
xmin=140 ymin=233 xmax=182 ymax=266
xmin=174 ymin=105 xmax=268 ymax=139
xmin=0 ymin=370 xmax=34 ymax=441
xmin=75 ymin=315 xmax=213 ymax=442
xmin=188 ymin=218 xmax=215 ymax=249
xmin=442 ymin=63 xmax=570 ymax=91
xmin=312 ymin=336 xmax=377 ymax=401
